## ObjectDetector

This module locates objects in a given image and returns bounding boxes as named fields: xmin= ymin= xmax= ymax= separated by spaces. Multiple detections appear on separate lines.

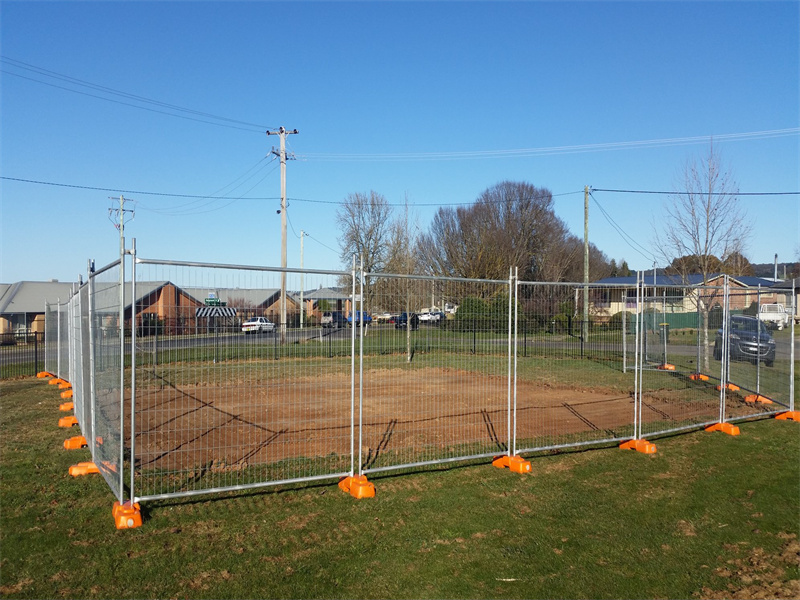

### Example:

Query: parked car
xmin=758 ymin=304 xmax=790 ymax=330
xmin=374 ymin=312 xmax=395 ymax=323
xmin=714 ymin=315 xmax=776 ymax=366
xmin=242 ymin=316 xmax=275 ymax=334
xmin=347 ymin=311 xmax=373 ymax=327
xmin=418 ymin=312 xmax=439 ymax=324
xmin=321 ymin=311 xmax=347 ymax=329
xmin=394 ymin=312 xmax=419 ymax=330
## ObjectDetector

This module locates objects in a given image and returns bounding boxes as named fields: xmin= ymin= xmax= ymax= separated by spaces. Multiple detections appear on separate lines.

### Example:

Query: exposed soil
xmin=131 ymin=366 xmax=768 ymax=474
xmin=698 ymin=533 xmax=800 ymax=600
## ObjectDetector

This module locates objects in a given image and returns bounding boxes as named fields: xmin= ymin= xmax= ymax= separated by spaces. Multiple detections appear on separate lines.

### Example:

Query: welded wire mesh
xmin=722 ymin=285 xmax=793 ymax=421
xmin=90 ymin=261 xmax=124 ymax=501
xmin=130 ymin=259 xmax=355 ymax=501
xmin=637 ymin=283 xmax=725 ymax=439
xmin=359 ymin=274 xmax=513 ymax=473
xmin=57 ymin=300 xmax=70 ymax=380
xmin=514 ymin=282 xmax=634 ymax=454
xmin=44 ymin=302 xmax=58 ymax=375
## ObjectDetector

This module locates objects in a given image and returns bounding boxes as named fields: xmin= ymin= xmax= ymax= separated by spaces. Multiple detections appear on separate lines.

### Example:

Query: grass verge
xmin=1 ymin=377 xmax=798 ymax=599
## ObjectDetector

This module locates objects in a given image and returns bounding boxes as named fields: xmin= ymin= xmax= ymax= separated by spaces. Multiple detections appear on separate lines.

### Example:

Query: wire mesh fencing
xmin=41 ymin=248 xmax=796 ymax=522
xmin=636 ymin=282 xmax=725 ymax=440
xmin=722 ymin=284 xmax=795 ymax=422
xmin=359 ymin=273 xmax=514 ymax=475
xmin=513 ymin=281 xmax=635 ymax=454
xmin=129 ymin=258 xmax=357 ymax=502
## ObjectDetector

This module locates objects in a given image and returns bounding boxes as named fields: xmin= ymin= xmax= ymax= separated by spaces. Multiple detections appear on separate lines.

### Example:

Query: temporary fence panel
xmin=637 ymin=281 xmax=726 ymax=440
xmin=514 ymin=282 xmax=634 ymax=454
xmin=130 ymin=258 xmax=355 ymax=503
xmin=44 ymin=302 xmax=59 ymax=375
xmin=57 ymin=300 xmax=70 ymax=380
xmin=70 ymin=286 xmax=93 ymax=442
xmin=722 ymin=285 xmax=794 ymax=421
xmin=90 ymin=260 xmax=125 ymax=501
xmin=360 ymin=273 xmax=514 ymax=474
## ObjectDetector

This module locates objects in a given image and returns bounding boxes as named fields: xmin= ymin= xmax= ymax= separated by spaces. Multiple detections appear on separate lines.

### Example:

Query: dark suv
xmin=714 ymin=315 xmax=776 ymax=366
xmin=394 ymin=312 xmax=419 ymax=330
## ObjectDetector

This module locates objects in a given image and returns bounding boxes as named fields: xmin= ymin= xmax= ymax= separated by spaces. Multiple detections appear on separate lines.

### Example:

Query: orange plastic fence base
xmin=657 ymin=363 xmax=676 ymax=371
xmin=69 ymin=462 xmax=99 ymax=477
xmin=492 ymin=455 xmax=532 ymax=474
xmin=113 ymin=501 xmax=143 ymax=529
xmin=64 ymin=436 xmax=88 ymax=450
xmin=59 ymin=401 xmax=74 ymax=412
xmin=58 ymin=381 xmax=72 ymax=390
xmin=744 ymin=394 xmax=773 ymax=404
xmin=338 ymin=475 xmax=376 ymax=499
xmin=58 ymin=416 xmax=78 ymax=428
xmin=48 ymin=378 xmax=65 ymax=386
xmin=60 ymin=389 xmax=73 ymax=399
xmin=690 ymin=373 xmax=710 ymax=382
xmin=705 ymin=422 xmax=741 ymax=436
xmin=775 ymin=411 xmax=800 ymax=422
xmin=619 ymin=439 xmax=657 ymax=454
xmin=37 ymin=372 xmax=54 ymax=379
xmin=716 ymin=383 xmax=740 ymax=392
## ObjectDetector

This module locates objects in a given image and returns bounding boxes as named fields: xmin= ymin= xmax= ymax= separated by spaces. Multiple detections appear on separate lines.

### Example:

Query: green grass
xmin=2 ymin=377 xmax=799 ymax=599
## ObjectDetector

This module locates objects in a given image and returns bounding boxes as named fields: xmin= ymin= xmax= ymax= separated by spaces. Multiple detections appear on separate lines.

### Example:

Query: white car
xmin=418 ymin=312 xmax=441 ymax=323
xmin=242 ymin=317 xmax=275 ymax=334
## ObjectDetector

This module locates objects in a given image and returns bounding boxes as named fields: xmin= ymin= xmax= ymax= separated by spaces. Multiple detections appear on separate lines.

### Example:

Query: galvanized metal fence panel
xmin=130 ymin=258 xmax=355 ymax=502
xmin=360 ymin=273 xmax=513 ymax=474
xmin=722 ymin=285 xmax=794 ymax=421
xmin=44 ymin=302 xmax=59 ymax=375
xmin=637 ymin=282 xmax=727 ymax=439
xmin=90 ymin=260 xmax=125 ymax=501
xmin=514 ymin=281 xmax=634 ymax=454
xmin=57 ymin=300 xmax=70 ymax=380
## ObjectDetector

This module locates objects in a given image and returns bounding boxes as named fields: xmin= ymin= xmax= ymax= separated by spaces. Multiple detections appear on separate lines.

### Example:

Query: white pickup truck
xmin=758 ymin=304 xmax=790 ymax=330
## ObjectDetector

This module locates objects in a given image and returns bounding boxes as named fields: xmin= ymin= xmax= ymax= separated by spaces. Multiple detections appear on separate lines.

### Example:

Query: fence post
xmin=34 ymin=331 xmax=39 ymax=376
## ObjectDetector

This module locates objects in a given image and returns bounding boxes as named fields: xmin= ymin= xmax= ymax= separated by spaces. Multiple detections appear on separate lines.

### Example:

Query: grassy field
xmin=2 ymin=377 xmax=799 ymax=599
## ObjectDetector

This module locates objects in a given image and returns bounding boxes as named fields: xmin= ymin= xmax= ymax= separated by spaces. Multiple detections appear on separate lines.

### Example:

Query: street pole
xmin=583 ymin=185 xmax=590 ymax=353
xmin=267 ymin=127 xmax=299 ymax=343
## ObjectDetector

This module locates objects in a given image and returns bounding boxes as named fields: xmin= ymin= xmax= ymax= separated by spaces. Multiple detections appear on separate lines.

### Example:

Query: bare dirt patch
xmin=698 ymin=533 xmax=800 ymax=600
xmin=131 ymin=366 xmax=740 ymax=475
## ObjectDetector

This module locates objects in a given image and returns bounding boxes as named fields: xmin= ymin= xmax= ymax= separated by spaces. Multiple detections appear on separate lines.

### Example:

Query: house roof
xmin=0 ymin=281 xmax=78 ymax=314
xmin=594 ymin=273 xmax=777 ymax=288
xmin=301 ymin=287 xmax=350 ymax=301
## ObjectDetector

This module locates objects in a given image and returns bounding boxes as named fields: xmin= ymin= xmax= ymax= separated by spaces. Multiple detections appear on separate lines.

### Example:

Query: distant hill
xmin=751 ymin=262 xmax=798 ymax=279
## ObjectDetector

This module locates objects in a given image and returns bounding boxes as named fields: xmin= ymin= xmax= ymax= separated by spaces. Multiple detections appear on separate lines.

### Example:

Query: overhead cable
xmin=1 ymin=56 xmax=274 ymax=133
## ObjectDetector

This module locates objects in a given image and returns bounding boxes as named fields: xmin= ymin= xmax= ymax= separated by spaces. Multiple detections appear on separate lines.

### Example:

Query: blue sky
xmin=2 ymin=1 xmax=798 ymax=284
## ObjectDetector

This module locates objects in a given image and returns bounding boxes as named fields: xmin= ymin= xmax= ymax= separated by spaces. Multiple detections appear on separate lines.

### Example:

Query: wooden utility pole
xmin=267 ymin=127 xmax=299 ymax=343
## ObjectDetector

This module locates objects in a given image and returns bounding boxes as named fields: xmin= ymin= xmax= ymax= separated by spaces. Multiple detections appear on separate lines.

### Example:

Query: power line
xmin=1 ymin=56 xmax=274 ymax=133
xmin=299 ymin=128 xmax=800 ymax=162
xmin=1 ymin=176 xmax=280 ymax=201
xmin=589 ymin=191 xmax=656 ymax=263
xmin=593 ymin=188 xmax=800 ymax=196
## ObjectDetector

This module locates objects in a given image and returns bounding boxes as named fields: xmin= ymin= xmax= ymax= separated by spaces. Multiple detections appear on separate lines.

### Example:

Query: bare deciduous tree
xmin=655 ymin=142 xmax=751 ymax=371
xmin=336 ymin=190 xmax=393 ymax=310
